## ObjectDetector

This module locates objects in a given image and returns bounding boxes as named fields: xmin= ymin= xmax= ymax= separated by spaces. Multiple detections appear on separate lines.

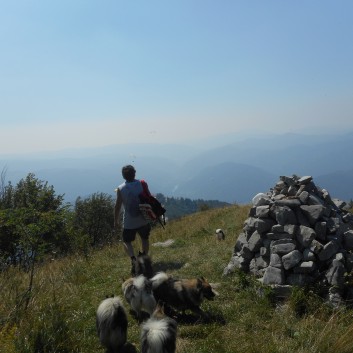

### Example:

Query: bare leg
xmin=124 ymin=241 xmax=137 ymax=276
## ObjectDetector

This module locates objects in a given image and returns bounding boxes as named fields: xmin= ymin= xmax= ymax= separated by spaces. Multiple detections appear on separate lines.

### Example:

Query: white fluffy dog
xmin=96 ymin=296 xmax=128 ymax=353
xmin=140 ymin=303 xmax=178 ymax=353
xmin=122 ymin=275 xmax=156 ymax=320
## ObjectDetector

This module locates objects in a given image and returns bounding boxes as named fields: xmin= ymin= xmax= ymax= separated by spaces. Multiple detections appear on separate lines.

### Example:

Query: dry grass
xmin=2 ymin=204 xmax=353 ymax=353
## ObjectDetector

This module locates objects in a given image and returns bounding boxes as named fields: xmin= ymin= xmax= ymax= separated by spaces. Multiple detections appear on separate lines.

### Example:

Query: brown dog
xmin=151 ymin=272 xmax=218 ymax=317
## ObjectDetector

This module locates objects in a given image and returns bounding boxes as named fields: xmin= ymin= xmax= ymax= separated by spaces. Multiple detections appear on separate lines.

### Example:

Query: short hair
xmin=122 ymin=165 xmax=136 ymax=181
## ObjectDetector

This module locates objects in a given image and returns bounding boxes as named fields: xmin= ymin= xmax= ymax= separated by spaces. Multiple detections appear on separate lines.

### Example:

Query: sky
xmin=1 ymin=0 xmax=353 ymax=155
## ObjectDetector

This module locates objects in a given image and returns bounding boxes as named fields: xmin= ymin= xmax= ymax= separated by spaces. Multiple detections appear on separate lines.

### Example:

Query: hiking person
xmin=114 ymin=165 xmax=152 ymax=273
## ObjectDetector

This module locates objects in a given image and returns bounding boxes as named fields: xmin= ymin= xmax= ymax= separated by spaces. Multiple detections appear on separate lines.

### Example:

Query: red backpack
xmin=139 ymin=180 xmax=166 ymax=228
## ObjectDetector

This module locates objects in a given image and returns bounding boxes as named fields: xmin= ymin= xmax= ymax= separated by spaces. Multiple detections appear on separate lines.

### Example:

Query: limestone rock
xmin=224 ymin=174 xmax=353 ymax=306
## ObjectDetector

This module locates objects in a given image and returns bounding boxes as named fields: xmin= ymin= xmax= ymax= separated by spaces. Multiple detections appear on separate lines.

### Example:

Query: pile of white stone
xmin=224 ymin=175 xmax=353 ymax=302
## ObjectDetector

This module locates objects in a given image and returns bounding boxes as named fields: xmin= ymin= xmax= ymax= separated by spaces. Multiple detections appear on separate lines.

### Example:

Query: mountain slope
xmin=171 ymin=162 xmax=276 ymax=204
xmin=181 ymin=132 xmax=353 ymax=177
xmin=315 ymin=169 xmax=353 ymax=202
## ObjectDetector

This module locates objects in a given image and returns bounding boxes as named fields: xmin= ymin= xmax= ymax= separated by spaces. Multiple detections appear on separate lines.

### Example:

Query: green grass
xmin=2 ymin=204 xmax=353 ymax=353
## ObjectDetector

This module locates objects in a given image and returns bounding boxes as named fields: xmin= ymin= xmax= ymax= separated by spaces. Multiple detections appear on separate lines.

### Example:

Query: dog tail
xmin=141 ymin=317 xmax=177 ymax=353
xmin=150 ymin=272 xmax=169 ymax=289
xmin=122 ymin=277 xmax=133 ymax=292
xmin=133 ymin=274 xmax=147 ymax=289
xmin=96 ymin=296 xmax=128 ymax=350
xmin=96 ymin=296 xmax=125 ymax=326
xmin=136 ymin=254 xmax=154 ymax=278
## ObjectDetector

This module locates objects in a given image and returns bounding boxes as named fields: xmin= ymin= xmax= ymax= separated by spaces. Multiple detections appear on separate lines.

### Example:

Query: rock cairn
xmin=224 ymin=175 xmax=353 ymax=302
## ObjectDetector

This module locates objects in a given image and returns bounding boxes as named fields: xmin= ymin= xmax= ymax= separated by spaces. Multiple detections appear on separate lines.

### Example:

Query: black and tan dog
xmin=133 ymin=251 xmax=154 ymax=279
xmin=150 ymin=272 xmax=218 ymax=318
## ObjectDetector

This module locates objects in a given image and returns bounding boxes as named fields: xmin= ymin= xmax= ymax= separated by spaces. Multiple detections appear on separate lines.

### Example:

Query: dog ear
xmin=157 ymin=300 xmax=165 ymax=312
xmin=152 ymin=301 xmax=165 ymax=319
xmin=212 ymin=288 xmax=219 ymax=296
xmin=199 ymin=276 xmax=209 ymax=285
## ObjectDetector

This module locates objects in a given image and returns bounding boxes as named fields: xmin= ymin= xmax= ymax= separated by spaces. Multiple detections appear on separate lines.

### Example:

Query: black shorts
xmin=122 ymin=224 xmax=151 ymax=243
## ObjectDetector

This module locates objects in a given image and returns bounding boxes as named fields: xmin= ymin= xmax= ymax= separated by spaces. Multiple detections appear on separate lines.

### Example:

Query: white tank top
xmin=118 ymin=179 xmax=148 ymax=229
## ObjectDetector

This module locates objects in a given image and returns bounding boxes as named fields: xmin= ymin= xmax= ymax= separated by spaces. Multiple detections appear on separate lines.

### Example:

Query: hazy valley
xmin=1 ymin=131 xmax=353 ymax=204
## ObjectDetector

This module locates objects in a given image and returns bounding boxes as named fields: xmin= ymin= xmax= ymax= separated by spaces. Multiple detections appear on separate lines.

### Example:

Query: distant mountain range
xmin=1 ymin=131 xmax=353 ymax=204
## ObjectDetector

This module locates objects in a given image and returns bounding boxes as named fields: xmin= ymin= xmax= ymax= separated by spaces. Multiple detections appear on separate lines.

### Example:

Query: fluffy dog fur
xmin=140 ymin=303 xmax=178 ymax=353
xmin=96 ymin=296 xmax=128 ymax=353
xmin=122 ymin=275 xmax=156 ymax=320
xmin=151 ymin=272 xmax=218 ymax=316
xmin=215 ymin=228 xmax=225 ymax=241
xmin=133 ymin=252 xmax=154 ymax=278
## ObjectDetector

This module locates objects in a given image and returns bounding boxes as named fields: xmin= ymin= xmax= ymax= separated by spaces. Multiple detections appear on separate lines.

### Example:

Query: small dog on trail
xmin=122 ymin=275 xmax=156 ymax=321
xmin=140 ymin=303 xmax=178 ymax=353
xmin=96 ymin=295 xmax=128 ymax=353
xmin=133 ymin=252 xmax=154 ymax=278
xmin=151 ymin=272 xmax=218 ymax=318
xmin=215 ymin=228 xmax=225 ymax=241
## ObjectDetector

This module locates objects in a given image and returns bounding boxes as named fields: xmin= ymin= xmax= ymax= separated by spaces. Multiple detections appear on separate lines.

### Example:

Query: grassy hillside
xmin=2 ymin=204 xmax=353 ymax=353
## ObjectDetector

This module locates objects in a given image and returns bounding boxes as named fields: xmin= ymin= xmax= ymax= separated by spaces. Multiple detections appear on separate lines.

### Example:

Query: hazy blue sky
xmin=1 ymin=0 xmax=353 ymax=154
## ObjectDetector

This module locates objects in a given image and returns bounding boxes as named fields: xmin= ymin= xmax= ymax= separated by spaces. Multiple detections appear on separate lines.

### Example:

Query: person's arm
xmin=114 ymin=188 xmax=123 ymax=229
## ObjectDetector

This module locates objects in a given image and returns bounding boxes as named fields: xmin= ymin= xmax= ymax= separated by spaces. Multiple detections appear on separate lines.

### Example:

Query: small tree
xmin=0 ymin=173 xmax=68 ymax=268
xmin=0 ymin=173 xmax=68 ymax=310
xmin=72 ymin=192 xmax=115 ymax=247
xmin=199 ymin=203 xmax=210 ymax=212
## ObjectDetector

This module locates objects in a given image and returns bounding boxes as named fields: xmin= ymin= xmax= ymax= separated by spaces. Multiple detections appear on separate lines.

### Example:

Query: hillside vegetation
xmin=2 ymin=205 xmax=353 ymax=353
